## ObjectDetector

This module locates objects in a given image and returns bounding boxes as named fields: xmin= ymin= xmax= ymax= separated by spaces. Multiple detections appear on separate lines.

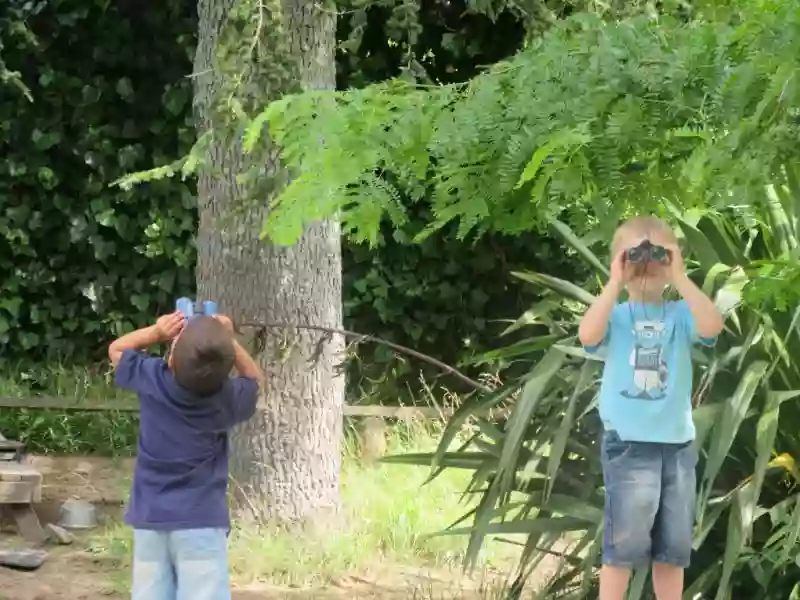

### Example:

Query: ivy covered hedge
xmin=0 ymin=0 xmax=579 ymax=401
xmin=0 ymin=0 xmax=198 ymax=359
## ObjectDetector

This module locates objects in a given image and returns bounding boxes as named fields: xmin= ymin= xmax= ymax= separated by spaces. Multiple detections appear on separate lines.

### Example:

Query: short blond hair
xmin=611 ymin=215 xmax=677 ymax=256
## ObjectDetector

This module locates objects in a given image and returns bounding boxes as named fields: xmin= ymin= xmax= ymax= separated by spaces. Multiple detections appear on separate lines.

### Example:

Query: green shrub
xmin=0 ymin=1 xmax=197 ymax=361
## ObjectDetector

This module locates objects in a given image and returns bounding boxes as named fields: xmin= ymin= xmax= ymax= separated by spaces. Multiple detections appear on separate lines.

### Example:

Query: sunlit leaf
xmin=512 ymin=271 xmax=596 ymax=305
xmin=700 ymin=360 xmax=768 ymax=512
xmin=545 ymin=361 xmax=593 ymax=500
xmin=716 ymin=487 xmax=748 ymax=600
xmin=549 ymin=218 xmax=609 ymax=277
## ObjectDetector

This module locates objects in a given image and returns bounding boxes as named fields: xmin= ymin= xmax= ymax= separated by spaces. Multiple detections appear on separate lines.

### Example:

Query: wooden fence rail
xmin=0 ymin=396 xmax=454 ymax=420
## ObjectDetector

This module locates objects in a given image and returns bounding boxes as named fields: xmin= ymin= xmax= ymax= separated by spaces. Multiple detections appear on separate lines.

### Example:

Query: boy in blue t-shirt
xmin=108 ymin=311 xmax=264 ymax=600
xmin=578 ymin=216 xmax=723 ymax=600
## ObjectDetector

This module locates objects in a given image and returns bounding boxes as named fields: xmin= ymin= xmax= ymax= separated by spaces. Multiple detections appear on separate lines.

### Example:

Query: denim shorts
xmin=601 ymin=430 xmax=697 ymax=568
xmin=132 ymin=528 xmax=230 ymax=600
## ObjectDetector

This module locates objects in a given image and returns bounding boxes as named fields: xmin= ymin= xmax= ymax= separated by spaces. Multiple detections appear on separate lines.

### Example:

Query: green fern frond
xmin=252 ymin=1 xmax=800 ymax=245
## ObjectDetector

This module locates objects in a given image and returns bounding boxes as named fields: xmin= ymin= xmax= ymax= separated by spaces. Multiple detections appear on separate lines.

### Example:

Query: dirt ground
xmin=31 ymin=455 xmax=133 ymax=505
xmin=0 ymin=542 xmax=517 ymax=600
xmin=0 ymin=546 xmax=509 ymax=600
xmin=0 ymin=544 xmax=118 ymax=600
xmin=0 ymin=456 xmax=546 ymax=600
xmin=0 ymin=456 xmax=127 ymax=600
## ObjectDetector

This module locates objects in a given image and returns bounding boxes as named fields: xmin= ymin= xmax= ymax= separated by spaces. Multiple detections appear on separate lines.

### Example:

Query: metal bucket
xmin=58 ymin=499 xmax=97 ymax=530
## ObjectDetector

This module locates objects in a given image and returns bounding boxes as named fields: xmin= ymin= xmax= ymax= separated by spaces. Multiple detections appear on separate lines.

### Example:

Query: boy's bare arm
xmin=666 ymin=245 xmax=724 ymax=338
xmin=232 ymin=339 xmax=265 ymax=384
xmin=213 ymin=316 xmax=265 ymax=384
xmin=579 ymin=281 xmax=622 ymax=347
xmin=579 ymin=250 xmax=627 ymax=348
xmin=108 ymin=312 xmax=183 ymax=367
xmin=673 ymin=274 xmax=724 ymax=338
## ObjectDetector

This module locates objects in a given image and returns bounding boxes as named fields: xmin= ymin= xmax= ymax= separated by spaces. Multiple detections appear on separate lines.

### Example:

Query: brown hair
xmin=611 ymin=215 xmax=677 ymax=256
xmin=171 ymin=316 xmax=235 ymax=397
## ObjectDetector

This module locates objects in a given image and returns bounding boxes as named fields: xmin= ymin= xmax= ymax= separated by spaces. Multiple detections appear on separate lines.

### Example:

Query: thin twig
xmin=238 ymin=321 xmax=491 ymax=393
xmin=248 ymin=0 xmax=265 ymax=59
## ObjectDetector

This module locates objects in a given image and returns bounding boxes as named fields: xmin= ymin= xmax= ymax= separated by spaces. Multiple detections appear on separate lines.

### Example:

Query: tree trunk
xmin=192 ymin=0 xmax=343 ymax=523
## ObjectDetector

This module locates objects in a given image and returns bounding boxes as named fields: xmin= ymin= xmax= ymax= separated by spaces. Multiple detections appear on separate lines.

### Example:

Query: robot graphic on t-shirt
xmin=621 ymin=320 xmax=668 ymax=400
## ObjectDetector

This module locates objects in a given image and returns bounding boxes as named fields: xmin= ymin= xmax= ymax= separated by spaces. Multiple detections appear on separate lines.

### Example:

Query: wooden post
xmin=359 ymin=417 xmax=388 ymax=463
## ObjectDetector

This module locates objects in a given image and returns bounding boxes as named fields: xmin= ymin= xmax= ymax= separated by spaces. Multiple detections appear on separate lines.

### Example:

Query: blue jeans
xmin=131 ymin=528 xmax=230 ymax=600
xmin=601 ymin=430 xmax=697 ymax=568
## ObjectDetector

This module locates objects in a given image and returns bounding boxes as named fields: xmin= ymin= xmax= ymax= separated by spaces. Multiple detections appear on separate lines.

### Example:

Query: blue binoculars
xmin=175 ymin=297 xmax=218 ymax=320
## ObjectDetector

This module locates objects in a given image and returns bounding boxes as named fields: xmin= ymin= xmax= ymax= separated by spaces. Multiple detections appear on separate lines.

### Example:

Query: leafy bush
xmin=0 ymin=0 xmax=197 ymax=361
xmin=256 ymin=1 xmax=800 ymax=248
xmin=389 ymin=202 xmax=800 ymax=598
xmin=343 ymin=207 xmax=581 ymax=401
xmin=335 ymin=0 xmax=526 ymax=88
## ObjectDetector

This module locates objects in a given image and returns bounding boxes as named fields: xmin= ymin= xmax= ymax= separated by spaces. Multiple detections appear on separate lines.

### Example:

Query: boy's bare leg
xmin=599 ymin=565 xmax=631 ymax=600
xmin=651 ymin=563 xmax=683 ymax=600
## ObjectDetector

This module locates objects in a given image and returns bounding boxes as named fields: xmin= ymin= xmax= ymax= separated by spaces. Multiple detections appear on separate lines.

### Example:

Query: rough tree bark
xmin=192 ymin=0 xmax=343 ymax=523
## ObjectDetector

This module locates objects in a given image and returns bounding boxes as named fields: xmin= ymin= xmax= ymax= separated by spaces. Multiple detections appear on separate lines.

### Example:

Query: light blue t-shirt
xmin=585 ymin=301 xmax=715 ymax=444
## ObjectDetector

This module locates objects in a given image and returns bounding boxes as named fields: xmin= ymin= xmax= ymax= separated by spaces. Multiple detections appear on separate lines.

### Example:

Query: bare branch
xmin=238 ymin=320 xmax=492 ymax=393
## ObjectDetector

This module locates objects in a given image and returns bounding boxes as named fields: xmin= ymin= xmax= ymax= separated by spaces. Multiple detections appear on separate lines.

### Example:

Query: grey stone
xmin=45 ymin=523 xmax=75 ymax=545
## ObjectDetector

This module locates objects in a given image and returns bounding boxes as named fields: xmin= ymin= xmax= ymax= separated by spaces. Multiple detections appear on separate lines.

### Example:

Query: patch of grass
xmin=0 ymin=361 xmax=127 ymax=400
xmin=88 ymin=423 xmax=515 ymax=591
xmin=228 ymin=426 xmax=488 ymax=584
xmin=0 ymin=362 xmax=138 ymax=455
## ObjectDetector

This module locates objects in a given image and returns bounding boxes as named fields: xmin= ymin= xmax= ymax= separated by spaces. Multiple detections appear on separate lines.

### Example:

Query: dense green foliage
xmin=252 ymin=0 xmax=799 ymax=260
xmin=0 ymin=362 xmax=137 ymax=454
xmin=0 ymin=3 xmax=34 ymax=99
xmin=0 ymin=0 xmax=198 ymax=360
xmin=335 ymin=0 xmax=526 ymax=88
xmin=344 ymin=218 xmax=576 ymax=399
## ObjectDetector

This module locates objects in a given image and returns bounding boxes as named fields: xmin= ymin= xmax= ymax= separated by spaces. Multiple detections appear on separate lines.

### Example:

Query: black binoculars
xmin=626 ymin=240 xmax=669 ymax=264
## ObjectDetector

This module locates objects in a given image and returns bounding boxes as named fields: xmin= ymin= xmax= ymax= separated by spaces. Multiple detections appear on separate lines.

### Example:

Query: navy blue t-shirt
xmin=115 ymin=349 xmax=259 ymax=530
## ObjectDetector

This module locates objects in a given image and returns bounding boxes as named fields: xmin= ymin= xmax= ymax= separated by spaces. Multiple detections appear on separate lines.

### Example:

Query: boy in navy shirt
xmin=579 ymin=216 xmax=723 ymax=600
xmin=109 ymin=311 xmax=263 ymax=600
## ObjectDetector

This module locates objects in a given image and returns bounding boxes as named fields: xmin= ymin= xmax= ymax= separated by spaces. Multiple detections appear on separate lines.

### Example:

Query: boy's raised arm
xmin=579 ymin=282 xmax=621 ymax=348
xmin=673 ymin=274 xmax=723 ymax=339
xmin=667 ymin=245 xmax=724 ymax=339
xmin=213 ymin=316 xmax=265 ymax=384
xmin=232 ymin=340 xmax=265 ymax=384
xmin=108 ymin=312 xmax=184 ymax=367
xmin=579 ymin=251 xmax=626 ymax=348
